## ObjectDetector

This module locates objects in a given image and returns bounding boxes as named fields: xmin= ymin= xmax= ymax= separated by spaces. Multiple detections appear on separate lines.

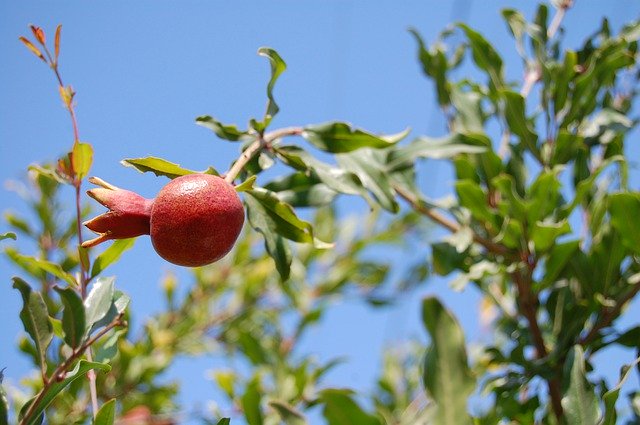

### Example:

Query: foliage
xmin=3 ymin=4 xmax=640 ymax=425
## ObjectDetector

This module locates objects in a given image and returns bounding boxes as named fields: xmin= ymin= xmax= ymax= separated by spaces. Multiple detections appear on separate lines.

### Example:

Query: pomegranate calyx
xmin=82 ymin=177 xmax=154 ymax=248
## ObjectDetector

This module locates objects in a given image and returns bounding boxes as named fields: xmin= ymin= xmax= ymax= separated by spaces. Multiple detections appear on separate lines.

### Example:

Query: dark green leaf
xmin=0 ymin=232 xmax=16 ymax=241
xmin=196 ymin=115 xmax=250 ymax=141
xmin=121 ymin=157 xmax=217 ymax=179
xmin=254 ymin=47 xmax=286 ymax=131
xmin=268 ymin=400 xmax=307 ymax=425
xmin=302 ymin=122 xmax=408 ymax=153
xmin=6 ymin=250 xmax=77 ymax=287
xmin=561 ymin=346 xmax=601 ymax=425
xmin=608 ymin=193 xmax=640 ymax=255
xmin=388 ymin=134 xmax=486 ymax=171
xmin=455 ymin=180 xmax=495 ymax=226
xmin=93 ymin=398 xmax=116 ymax=425
xmin=318 ymin=389 xmax=381 ymax=425
xmin=19 ymin=361 xmax=110 ymax=425
xmin=91 ymin=239 xmax=135 ymax=279
xmin=602 ymin=356 xmax=640 ymax=425
xmin=409 ymin=28 xmax=451 ymax=106
xmin=12 ymin=277 xmax=52 ymax=371
xmin=501 ymin=90 xmax=539 ymax=160
xmin=540 ymin=240 xmax=580 ymax=289
xmin=421 ymin=297 xmax=474 ymax=425
xmin=265 ymin=172 xmax=337 ymax=207
xmin=84 ymin=277 xmax=115 ymax=331
xmin=337 ymin=150 xmax=399 ymax=213
xmin=216 ymin=420 xmax=231 ymax=425
xmin=431 ymin=242 xmax=468 ymax=276
xmin=54 ymin=286 xmax=86 ymax=349
xmin=241 ymin=376 xmax=263 ymax=425
xmin=458 ymin=24 xmax=504 ymax=89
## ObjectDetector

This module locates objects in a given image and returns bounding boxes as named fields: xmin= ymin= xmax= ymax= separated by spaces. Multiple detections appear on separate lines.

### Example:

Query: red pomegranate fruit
xmin=83 ymin=174 xmax=245 ymax=267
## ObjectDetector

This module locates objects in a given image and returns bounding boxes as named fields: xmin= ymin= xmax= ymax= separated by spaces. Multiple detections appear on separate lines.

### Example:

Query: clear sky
xmin=1 ymin=1 xmax=638 ymax=423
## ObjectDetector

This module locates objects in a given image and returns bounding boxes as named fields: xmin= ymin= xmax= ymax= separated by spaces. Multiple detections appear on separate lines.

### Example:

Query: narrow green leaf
xmin=71 ymin=141 xmax=93 ymax=180
xmin=12 ymin=277 xmax=53 ymax=371
xmin=235 ymin=175 xmax=257 ymax=193
xmin=388 ymin=134 xmax=486 ymax=171
xmin=608 ymin=192 xmax=640 ymax=255
xmin=84 ymin=277 xmax=115 ymax=331
xmin=409 ymin=28 xmax=450 ymax=106
xmin=337 ymin=150 xmax=399 ymax=213
xmin=53 ymin=286 xmax=86 ymax=349
xmin=264 ymin=172 xmax=337 ymax=207
xmin=318 ymin=389 xmax=381 ymax=425
xmin=450 ymin=85 xmax=485 ymax=133
xmin=240 ymin=376 xmax=263 ymax=425
xmin=0 ymin=232 xmax=17 ymax=241
xmin=602 ymin=356 xmax=640 ymax=425
xmin=256 ymin=47 xmax=286 ymax=130
xmin=562 ymin=346 xmax=601 ymax=425
xmin=216 ymin=419 xmax=231 ymax=425
xmin=501 ymin=90 xmax=539 ymax=160
xmin=1 ymin=370 xmax=9 ymax=425
xmin=268 ymin=400 xmax=307 ymax=425
xmin=93 ymin=398 xmax=116 ymax=425
xmin=6 ymin=250 xmax=77 ymax=287
xmin=458 ymin=24 xmax=504 ymax=89
xmin=421 ymin=297 xmax=474 ymax=425
xmin=540 ymin=240 xmax=580 ymax=289
xmin=195 ymin=115 xmax=249 ymax=141
xmin=121 ymin=157 xmax=218 ymax=179
xmin=91 ymin=239 xmax=135 ymax=279
xmin=302 ymin=121 xmax=409 ymax=153
xmin=19 ymin=361 xmax=110 ymax=425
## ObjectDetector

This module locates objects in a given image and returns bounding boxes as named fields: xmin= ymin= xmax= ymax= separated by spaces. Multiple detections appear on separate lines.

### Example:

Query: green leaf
xmin=388 ymin=134 xmax=486 ymax=171
xmin=6 ymin=250 xmax=77 ymax=287
xmin=216 ymin=419 xmax=231 ymax=425
xmin=1 ymin=371 xmax=9 ymax=425
xmin=12 ymin=277 xmax=53 ymax=371
xmin=501 ymin=90 xmax=539 ymax=160
xmin=561 ymin=346 xmax=601 ymax=425
xmin=93 ymin=399 xmax=116 ymax=425
xmin=264 ymin=172 xmax=337 ymax=207
xmin=303 ymin=121 xmax=409 ymax=153
xmin=0 ymin=231 xmax=16 ymax=241
xmin=431 ymin=242 xmax=468 ymax=276
xmin=240 ymin=376 xmax=263 ymax=425
xmin=608 ymin=192 xmax=640 ymax=255
xmin=195 ymin=115 xmax=250 ymax=141
xmin=540 ymin=240 xmax=580 ymax=289
xmin=337 ymin=150 xmax=399 ymax=213
xmin=421 ymin=297 xmax=474 ymax=425
xmin=458 ymin=24 xmax=504 ymax=89
xmin=121 ymin=157 xmax=218 ymax=179
xmin=409 ymin=28 xmax=450 ymax=106
xmin=275 ymin=146 xmax=367 ymax=198
xmin=235 ymin=175 xmax=257 ymax=193
xmin=19 ymin=361 xmax=110 ymax=425
xmin=602 ymin=356 xmax=640 ymax=425
xmin=71 ymin=141 xmax=94 ymax=180
xmin=268 ymin=400 xmax=307 ymax=425
xmin=254 ymin=47 xmax=286 ymax=131
xmin=85 ymin=277 xmax=116 ymax=331
xmin=91 ymin=239 xmax=135 ymax=279
xmin=530 ymin=219 xmax=570 ymax=252
xmin=450 ymin=85 xmax=485 ymax=133
xmin=318 ymin=389 xmax=381 ymax=425
xmin=455 ymin=180 xmax=495 ymax=226
xmin=54 ymin=286 xmax=86 ymax=349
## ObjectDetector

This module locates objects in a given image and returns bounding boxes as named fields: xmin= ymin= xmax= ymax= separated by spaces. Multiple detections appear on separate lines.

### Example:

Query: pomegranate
xmin=83 ymin=174 xmax=245 ymax=267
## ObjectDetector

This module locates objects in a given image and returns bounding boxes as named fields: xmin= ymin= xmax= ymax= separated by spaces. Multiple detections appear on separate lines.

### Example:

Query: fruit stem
xmin=223 ymin=126 xmax=303 ymax=184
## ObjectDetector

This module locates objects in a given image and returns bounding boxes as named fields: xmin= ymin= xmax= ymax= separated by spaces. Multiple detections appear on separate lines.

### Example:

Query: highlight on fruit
xmin=82 ymin=174 xmax=245 ymax=267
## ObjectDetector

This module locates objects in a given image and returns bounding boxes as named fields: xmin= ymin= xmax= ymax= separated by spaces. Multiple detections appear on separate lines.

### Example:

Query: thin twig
xmin=19 ymin=315 xmax=125 ymax=425
xmin=223 ymin=126 xmax=302 ymax=184
xmin=580 ymin=280 xmax=640 ymax=346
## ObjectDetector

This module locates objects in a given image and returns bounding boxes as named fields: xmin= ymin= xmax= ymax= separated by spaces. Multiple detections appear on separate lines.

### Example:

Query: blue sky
xmin=1 ymin=1 xmax=639 ymax=423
